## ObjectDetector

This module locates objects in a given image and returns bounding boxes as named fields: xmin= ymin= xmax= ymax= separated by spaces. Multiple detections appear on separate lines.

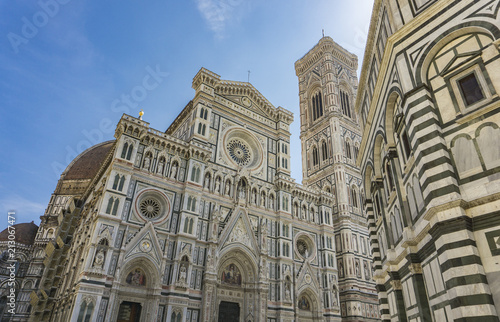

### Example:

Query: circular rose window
xmin=134 ymin=189 xmax=170 ymax=222
xmin=139 ymin=198 xmax=161 ymax=219
xmin=296 ymin=235 xmax=315 ymax=259
xmin=226 ymin=139 xmax=252 ymax=166
xmin=223 ymin=128 xmax=263 ymax=170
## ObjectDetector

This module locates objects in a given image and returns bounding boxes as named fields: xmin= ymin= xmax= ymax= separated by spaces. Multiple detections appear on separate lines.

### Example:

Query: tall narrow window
xmin=111 ymin=199 xmax=119 ymax=216
xmin=312 ymin=147 xmax=319 ymax=166
xmin=311 ymin=91 xmax=323 ymax=121
xmin=345 ymin=141 xmax=352 ymax=160
xmin=118 ymin=176 xmax=126 ymax=191
xmin=106 ymin=197 xmax=113 ymax=214
xmin=401 ymin=130 xmax=411 ymax=160
xmin=112 ymin=174 xmax=120 ymax=190
xmin=121 ymin=143 xmax=128 ymax=159
xmin=321 ymin=141 xmax=328 ymax=161
xmin=126 ymin=144 xmax=133 ymax=160
xmin=386 ymin=162 xmax=395 ymax=191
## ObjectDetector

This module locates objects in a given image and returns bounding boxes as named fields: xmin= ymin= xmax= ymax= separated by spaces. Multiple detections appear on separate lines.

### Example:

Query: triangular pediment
xmin=124 ymin=222 xmax=162 ymax=265
xmin=214 ymin=81 xmax=277 ymax=121
xmin=297 ymin=261 xmax=320 ymax=291
xmin=219 ymin=207 xmax=259 ymax=254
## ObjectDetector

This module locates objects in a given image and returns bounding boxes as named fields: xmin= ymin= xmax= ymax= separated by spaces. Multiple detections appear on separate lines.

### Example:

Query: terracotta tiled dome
xmin=0 ymin=221 xmax=38 ymax=245
xmin=63 ymin=141 xmax=115 ymax=180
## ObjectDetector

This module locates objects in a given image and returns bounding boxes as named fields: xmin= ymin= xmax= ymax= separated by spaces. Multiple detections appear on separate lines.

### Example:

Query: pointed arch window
xmin=190 ymin=166 xmax=201 ymax=183
xmin=105 ymin=197 xmax=120 ymax=215
xmin=311 ymin=90 xmax=324 ymax=121
xmin=340 ymin=90 xmax=352 ymax=118
xmin=112 ymin=174 xmax=120 ymax=190
xmin=312 ymin=146 xmax=319 ymax=166
xmin=345 ymin=141 xmax=352 ymax=160
xmin=321 ymin=141 xmax=328 ymax=161
xmin=121 ymin=142 xmax=134 ymax=160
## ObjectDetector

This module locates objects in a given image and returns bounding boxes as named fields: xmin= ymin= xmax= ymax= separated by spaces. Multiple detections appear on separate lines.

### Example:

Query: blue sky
xmin=0 ymin=0 xmax=373 ymax=230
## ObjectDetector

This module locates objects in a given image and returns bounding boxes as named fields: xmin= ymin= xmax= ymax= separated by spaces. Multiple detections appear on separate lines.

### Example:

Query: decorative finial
xmin=139 ymin=109 xmax=144 ymax=120
xmin=322 ymin=29 xmax=325 ymax=38
xmin=247 ymin=70 xmax=251 ymax=83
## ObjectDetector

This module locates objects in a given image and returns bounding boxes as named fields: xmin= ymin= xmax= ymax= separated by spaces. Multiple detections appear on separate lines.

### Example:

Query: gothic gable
xmin=123 ymin=222 xmax=162 ymax=265
xmin=219 ymin=207 xmax=259 ymax=255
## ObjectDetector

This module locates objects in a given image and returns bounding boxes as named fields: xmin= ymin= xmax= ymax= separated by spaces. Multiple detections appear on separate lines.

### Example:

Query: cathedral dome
xmin=62 ymin=140 xmax=115 ymax=180
xmin=0 ymin=221 xmax=38 ymax=246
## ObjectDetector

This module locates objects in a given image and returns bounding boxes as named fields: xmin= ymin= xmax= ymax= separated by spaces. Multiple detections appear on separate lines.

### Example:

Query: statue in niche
xmin=143 ymin=155 xmax=151 ymax=169
xmin=178 ymin=264 xmax=187 ymax=284
xmin=157 ymin=161 xmax=164 ymax=174
xmin=170 ymin=163 xmax=178 ymax=179
xmin=93 ymin=249 xmax=105 ymax=269
xmin=332 ymin=288 xmax=338 ymax=306
xmin=204 ymin=175 xmax=210 ymax=189
xmin=238 ymin=185 xmax=246 ymax=200
xmin=284 ymin=276 xmax=292 ymax=301
xmin=215 ymin=177 xmax=221 ymax=193
xmin=225 ymin=181 xmax=231 ymax=196
xmin=261 ymin=221 xmax=268 ymax=251
xmin=355 ymin=261 xmax=360 ymax=277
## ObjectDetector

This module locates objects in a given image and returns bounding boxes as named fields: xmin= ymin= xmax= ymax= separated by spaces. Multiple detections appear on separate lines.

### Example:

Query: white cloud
xmin=195 ymin=0 xmax=244 ymax=38
xmin=0 ymin=194 xmax=45 ymax=225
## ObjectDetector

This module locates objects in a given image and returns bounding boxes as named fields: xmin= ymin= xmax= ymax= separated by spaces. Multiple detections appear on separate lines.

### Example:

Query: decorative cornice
xmin=294 ymin=36 xmax=358 ymax=76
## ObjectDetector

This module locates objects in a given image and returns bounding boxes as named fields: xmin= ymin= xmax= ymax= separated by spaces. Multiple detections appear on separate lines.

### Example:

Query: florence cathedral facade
xmin=10 ymin=37 xmax=379 ymax=322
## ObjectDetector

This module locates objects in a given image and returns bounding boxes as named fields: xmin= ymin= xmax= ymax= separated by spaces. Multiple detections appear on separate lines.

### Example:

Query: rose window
xmin=297 ymin=240 xmax=308 ymax=257
xmin=226 ymin=139 xmax=252 ymax=166
xmin=139 ymin=198 xmax=161 ymax=219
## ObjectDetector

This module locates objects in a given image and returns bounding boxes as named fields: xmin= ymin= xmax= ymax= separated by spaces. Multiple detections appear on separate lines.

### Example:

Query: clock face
xmin=140 ymin=240 xmax=152 ymax=253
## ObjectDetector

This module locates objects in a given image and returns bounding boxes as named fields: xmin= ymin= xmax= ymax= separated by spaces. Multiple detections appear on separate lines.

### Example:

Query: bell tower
xmin=295 ymin=37 xmax=379 ymax=320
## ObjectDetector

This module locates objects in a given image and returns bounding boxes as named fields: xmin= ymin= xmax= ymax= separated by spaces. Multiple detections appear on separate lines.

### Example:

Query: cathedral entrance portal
xmin=218 ymin=301 xmax=240 ymax=322
xmin=116 ymin=301 xmax=142 ymax=322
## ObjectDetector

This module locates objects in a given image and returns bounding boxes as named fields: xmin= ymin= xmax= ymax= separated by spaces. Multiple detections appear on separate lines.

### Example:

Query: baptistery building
xmin=356 ymin=0 xmax=500 ymax=321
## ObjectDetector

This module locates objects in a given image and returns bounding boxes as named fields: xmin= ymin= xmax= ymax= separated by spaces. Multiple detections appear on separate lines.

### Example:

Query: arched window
xmin=189 ymin=218 xmax=194 ymax=234
xmin=118 ymin=176 xmax=126 ymax=191
xmin=311 ymin=90 xmax=324 ymax=121
xmin=77 ymin=300 xmax=94 ymax=322
xmin=202 ymin=124 xmax=206 ymax=135
xmin=105 ymin=197 xmax=114 ymax=214
xmin=386 ymin=162 xmax=395 ymax=191
xmin=187 ymin=196 xmax=196 ymax=212
xmin=352 ymin=188 xmax=359 ymax=208
xmin=345 ymin=141 xmax=352 ymax=160
xmin=340 ymin=90 xmax=351 ymax=118
xmin=190 ymin=167 xmax=201 ymax=183
xmin=111 ymin=199 xmax=119 ymax=216
xmin=121 ymin=142 xmax=128 ymax=159
xmin=183 ymin=217 xmax=189 ymax=233
xmin=112 ymin=174 xmax=120 ymax=190
xmin=321 ymin=141 xmax=328 ymax=161
xmin=312 ymin=147 xmax=319 ymax=166
xmin=197 ymin=123 xmax=202 ymax=134
xmin=200 ymin=107 xmax=205 ymax=118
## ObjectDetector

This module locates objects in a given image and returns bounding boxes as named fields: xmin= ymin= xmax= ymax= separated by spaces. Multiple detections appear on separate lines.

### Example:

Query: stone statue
xmin=170 ymin=163 xmax=178 ymax=179
xmin=204 ymin=176 xmax=210 ymax=189
xmin=179 ymin=264 xmax=187 ymax=284
xmin=215 ymin=178 xmax=221 ymax=192
xmin=225 ymin=182 xmax=231 ymax=196
xmin=157 ymin=162 xmax=164 ymax=174
xmin=93 ymin=249 xmax=105 ymax=269
xmin=143 ymin=156 xmax=150 ymax=169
